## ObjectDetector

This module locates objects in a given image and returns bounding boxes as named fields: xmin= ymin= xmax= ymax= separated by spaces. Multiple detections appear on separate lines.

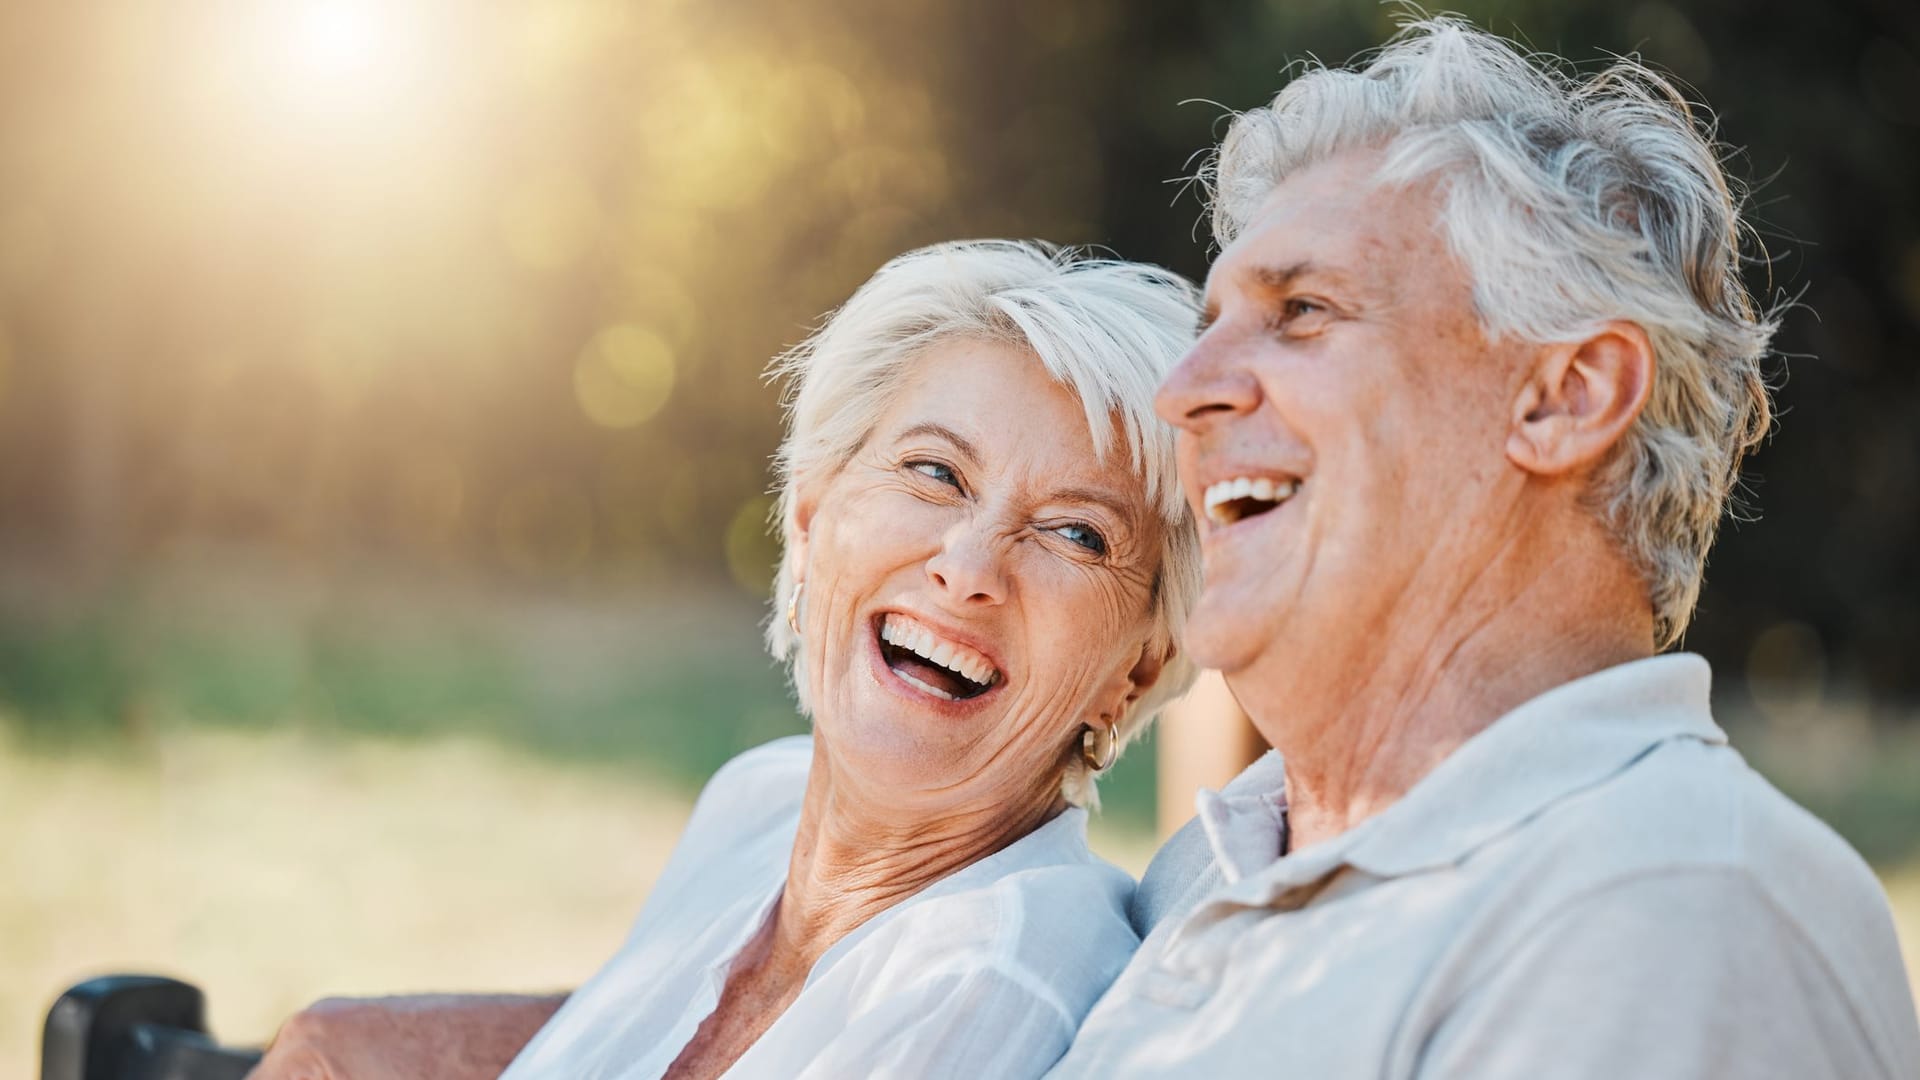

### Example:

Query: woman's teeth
xmin=1203 ymin=475 xmax=1299 ymax=526
xmin=895 ymin=670 xmax=959 ymax=701
xmin=880 ymin=614 xmax=1000 ymax=689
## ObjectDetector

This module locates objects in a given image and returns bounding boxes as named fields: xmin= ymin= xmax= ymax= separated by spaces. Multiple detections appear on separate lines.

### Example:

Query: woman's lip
xmin=866 ymin=625 xmax=1006 ymax=711
xmin=869 ymin=609 xmax=1008 ymax=687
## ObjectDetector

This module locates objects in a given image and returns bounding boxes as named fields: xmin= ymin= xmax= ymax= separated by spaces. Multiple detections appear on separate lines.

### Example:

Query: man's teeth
xmin=1202 ymin=476 xmax=1300 ymax=525
xmin=880 ymin=615 xmax=999 ymax=688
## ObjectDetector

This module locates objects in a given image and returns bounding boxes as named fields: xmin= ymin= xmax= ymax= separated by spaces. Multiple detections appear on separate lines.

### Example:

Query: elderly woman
xmin=496 ymin=240 xmax=1202 ymax=1079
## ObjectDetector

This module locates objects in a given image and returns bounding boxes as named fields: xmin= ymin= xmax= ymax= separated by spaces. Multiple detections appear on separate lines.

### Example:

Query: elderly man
xmin=1051 ymin=17 xmax=1920 ymax=1078
xmin=252 ymin=18 xmax=1919 ymax=1080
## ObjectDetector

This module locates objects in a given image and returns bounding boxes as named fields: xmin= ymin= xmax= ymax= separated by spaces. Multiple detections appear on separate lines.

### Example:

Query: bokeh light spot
xmin=574 ymin=325 xmax=676 ymax=429
xmin=724 ymin=495 xmax=777 ymax=597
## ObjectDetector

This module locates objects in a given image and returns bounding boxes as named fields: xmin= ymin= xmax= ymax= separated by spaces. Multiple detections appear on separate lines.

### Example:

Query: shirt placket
xmin=1140 ymin=843 xmax=1350 ymax=1011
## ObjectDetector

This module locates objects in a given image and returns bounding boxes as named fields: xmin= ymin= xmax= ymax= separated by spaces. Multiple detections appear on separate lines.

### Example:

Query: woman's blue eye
xmin=910 ymin=461 xmax=960 ymax=488
xmin=1053 ymin=522 xmax=1107 ymax=555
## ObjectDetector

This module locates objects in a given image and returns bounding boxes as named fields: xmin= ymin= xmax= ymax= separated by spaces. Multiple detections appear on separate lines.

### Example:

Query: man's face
xmin=1157 ymin=149 xmax=1529 ymax=693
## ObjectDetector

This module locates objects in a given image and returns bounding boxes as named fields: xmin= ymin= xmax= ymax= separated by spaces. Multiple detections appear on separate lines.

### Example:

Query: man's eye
xmin=909 ymin=461 xmax=961 ymax=489
xmin=1269 ymin=297 xmax=1329 ymax=332
xmin=1051 ymin=522 xmax=1108 ymax=555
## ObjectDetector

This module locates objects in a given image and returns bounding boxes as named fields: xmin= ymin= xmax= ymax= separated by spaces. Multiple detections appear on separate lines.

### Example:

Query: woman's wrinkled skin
xmin=661 ymin=338 xmax=1174 ymax=1079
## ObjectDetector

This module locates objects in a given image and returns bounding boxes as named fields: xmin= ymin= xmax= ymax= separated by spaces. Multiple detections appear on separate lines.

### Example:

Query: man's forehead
xmin=1204 ymin=213 xmax=1376 ymax=300
xmin=1204 ymin=162 xmax=1439 ymax=301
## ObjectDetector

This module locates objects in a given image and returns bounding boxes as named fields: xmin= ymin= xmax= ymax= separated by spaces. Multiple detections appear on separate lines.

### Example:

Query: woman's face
xmin=792 ymin=338 xmax=1170 ymax=818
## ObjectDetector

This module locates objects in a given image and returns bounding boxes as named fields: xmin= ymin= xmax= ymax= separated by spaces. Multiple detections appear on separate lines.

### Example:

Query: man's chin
xmin=1180 ymin=595 xmax=1273 ymax=676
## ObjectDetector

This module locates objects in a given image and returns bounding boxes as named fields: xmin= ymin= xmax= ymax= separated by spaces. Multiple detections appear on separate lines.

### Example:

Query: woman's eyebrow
xmin=1050 ymin=486 xmax=1140 ymax=526
xmin=894 ymin=421 xmax=982 ymax=463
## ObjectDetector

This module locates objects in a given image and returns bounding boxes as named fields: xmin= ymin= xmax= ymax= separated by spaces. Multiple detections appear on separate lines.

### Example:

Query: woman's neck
xmin=769 ymin=738 xmax=1067 ymax=972
xmin=659 ymin=735 xmax=1071 ymax=1080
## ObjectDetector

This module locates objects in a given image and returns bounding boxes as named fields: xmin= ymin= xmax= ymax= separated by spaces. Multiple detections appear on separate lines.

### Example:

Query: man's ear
xmin=1507 ymin=321 xmax=1655 ymax=477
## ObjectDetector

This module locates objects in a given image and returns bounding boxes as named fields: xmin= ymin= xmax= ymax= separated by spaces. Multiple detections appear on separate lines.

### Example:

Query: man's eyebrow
xmin=1249 ymin=260 xmax=1320 ymax=290
xmin=894 ymin=421 xmax=981 ymax=462
xmin=1244 ymin=259 xmax=1372 ymax=305
xmin=1201 ymin=259 xmax=1353 ymax=325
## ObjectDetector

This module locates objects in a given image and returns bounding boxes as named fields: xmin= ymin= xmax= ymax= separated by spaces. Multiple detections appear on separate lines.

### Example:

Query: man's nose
xmin=925 ymin=520 xmax=1008 ymax=606
xmin=1156 ymin=329 xmax=1262 ymax=431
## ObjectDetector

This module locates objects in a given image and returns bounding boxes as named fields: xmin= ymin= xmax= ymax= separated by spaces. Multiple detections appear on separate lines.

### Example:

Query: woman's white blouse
xmin=499 ymin=736 xmax=1139 ymax=1080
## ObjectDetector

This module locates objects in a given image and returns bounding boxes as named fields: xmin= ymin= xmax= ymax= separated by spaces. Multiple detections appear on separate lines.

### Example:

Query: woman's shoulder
xmin=703 ymin=733 xmax=814 ymax=795
xmin=958 ymin=809 xmax=1139 ymax=951
xmin=619 ymin=736 xmax=810 ymax=935
xmin=682 ymin=734 xmax=813 ymax=842
xmin=847 ymin=809 xmax=1140 ymax=998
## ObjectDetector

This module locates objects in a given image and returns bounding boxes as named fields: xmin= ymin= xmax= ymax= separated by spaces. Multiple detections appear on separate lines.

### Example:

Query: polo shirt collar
xmin=1197 ymin=653 xmax=1725 ymax=893
xmin=1195 ymin=751 xmax=1289 ymax=884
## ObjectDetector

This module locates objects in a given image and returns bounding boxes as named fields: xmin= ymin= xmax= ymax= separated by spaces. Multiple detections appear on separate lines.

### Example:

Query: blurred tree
xmin=0 ymin=0 xmax=1912 ymax=708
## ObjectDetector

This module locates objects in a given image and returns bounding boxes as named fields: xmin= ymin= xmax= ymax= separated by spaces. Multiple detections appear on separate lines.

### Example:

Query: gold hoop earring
xmin=786 ymin=581 xmax=804 ymax=636
xmin=1081 ymin=721 xmax=1118 ymax=772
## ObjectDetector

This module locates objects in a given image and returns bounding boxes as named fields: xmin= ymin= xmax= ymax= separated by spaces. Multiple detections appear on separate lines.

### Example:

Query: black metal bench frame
xmin=43 ymin=975 xmax=261 ymax=1080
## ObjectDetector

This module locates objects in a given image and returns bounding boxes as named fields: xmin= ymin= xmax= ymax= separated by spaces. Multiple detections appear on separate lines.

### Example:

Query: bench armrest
xmin=43 ymin=975 xmax=262 ymax=1080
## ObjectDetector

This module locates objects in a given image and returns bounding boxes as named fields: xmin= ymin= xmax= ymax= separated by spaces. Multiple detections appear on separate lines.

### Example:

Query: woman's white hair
xmin=1204 ymin=16 xmax=1777 ymax=648
xmin=765 ymin=239 xmax=1202 ymax=807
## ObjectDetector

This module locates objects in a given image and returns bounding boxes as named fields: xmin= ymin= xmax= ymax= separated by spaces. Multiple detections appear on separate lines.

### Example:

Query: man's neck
xmin=1258 ymin=535 xmax=1655 ymax=853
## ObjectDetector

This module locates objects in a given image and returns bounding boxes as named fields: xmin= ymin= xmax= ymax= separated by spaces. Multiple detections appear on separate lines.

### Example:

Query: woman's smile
xmin=873 ymin=611 xmax=1003 ymax=701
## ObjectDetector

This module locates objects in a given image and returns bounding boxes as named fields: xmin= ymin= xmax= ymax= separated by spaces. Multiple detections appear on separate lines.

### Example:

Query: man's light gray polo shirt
xmin=1059 ymin=655 xmax=1920 ymax=1078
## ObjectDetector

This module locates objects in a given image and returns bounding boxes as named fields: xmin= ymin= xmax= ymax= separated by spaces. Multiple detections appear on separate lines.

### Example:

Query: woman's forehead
xmin=880 ymin=405 xmax=1150 ymax=521
xmin=875 ymin=336 xmax=1159 ymax=514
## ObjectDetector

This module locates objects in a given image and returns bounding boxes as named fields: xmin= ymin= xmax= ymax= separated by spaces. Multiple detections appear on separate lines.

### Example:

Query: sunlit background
xmin=3 ymin=0 xmax=1917 ymax=1070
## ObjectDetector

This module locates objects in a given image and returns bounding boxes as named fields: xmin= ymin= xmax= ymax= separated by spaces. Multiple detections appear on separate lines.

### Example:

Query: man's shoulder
xmin=1449 ymin=736 xmax=1920 ymax=1073
xmin=1532 ymin=733 xmax=1877 ymax=889
xmin=1492 ymin=733 xmax=1897 ymax=976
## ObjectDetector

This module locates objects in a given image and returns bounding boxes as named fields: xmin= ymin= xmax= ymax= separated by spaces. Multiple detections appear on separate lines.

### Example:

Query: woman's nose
xmin=925 ymin=523 xmax=1008 ymax=606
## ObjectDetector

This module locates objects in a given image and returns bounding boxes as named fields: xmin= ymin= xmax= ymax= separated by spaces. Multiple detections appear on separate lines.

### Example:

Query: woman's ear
xmin=1103 ymin=638 xmax=1174 ymax=723
xmin=787 ymin=472 xmax=825 ymax=574
xmin=1125 ymin=639 xmax=1173 ymax=706
xmin=1507 ymin=321 xmax=1655 ymax=477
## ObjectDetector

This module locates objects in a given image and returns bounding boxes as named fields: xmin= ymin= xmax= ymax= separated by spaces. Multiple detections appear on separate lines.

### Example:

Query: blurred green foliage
xmin=0 ymin=594 xmax=1165 ymax=829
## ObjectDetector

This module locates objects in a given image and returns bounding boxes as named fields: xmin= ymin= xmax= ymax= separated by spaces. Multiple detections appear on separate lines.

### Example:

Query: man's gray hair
xmin=1204 ymin=17 xmax=1777 ymax=648
xmin=766 ymin=239 xmax=1203 ymax=806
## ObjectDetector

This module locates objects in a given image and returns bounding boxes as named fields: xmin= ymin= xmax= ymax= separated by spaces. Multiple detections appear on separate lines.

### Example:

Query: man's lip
xmin=1190 ymin=463 xmax=1309 ymax=493
xmin=1198 ymin=481 xmax=1304 ymax=543
xmin=869 ymin=608 xmax=1010 ymax=688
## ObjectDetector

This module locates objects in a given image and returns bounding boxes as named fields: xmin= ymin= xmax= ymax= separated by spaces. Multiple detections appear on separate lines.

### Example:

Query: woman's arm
xmin=248 ymin=992 xmax=569 ymax=1080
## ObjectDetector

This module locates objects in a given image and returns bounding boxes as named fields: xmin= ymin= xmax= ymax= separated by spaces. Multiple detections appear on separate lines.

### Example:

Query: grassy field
xmin=0 ymin=728 xmax=1163 ymax=1074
